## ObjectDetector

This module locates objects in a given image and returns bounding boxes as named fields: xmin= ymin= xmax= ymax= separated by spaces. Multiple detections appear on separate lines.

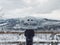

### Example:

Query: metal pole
xmin=24 ymin=29 xmax=35 ymax=45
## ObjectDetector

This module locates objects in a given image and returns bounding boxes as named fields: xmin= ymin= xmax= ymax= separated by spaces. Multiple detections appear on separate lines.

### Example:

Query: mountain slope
xmin=0 ymin=17 xmax=60 ymax=31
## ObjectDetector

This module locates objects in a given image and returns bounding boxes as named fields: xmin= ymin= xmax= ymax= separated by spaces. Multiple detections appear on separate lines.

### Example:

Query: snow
xmin=0 ymin=33 xmax=59 ymax=45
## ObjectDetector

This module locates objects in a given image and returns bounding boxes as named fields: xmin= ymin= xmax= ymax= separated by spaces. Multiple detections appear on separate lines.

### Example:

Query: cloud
xmin=29 ymin=0 xmax=60 ymax=13
xmin=3 ymin=7 xmax=32 ymax=18
xmin=0 ymin=0 xmax=60 ymax=19
xmin=31 ymin=10 xmax=60 ymax=20
xmin=0 ymin=0 xmax=60 ymax=13
xmin=0 ymin=0 xmax=28 ymax=10
xmin=3 ymin=8 xmax=60 ymax=20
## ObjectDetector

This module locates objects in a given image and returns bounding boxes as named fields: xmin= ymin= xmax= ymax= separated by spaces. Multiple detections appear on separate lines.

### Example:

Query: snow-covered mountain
xmin=0 ymin=17 xmax=60 ymax=31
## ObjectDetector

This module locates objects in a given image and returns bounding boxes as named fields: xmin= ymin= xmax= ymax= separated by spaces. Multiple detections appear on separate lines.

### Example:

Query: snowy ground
xmin=0 ymin=33 xmax=60 ymax=45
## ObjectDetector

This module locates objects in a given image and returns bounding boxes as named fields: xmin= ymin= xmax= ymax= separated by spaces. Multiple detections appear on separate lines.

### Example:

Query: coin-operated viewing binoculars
xmin=22 ymin=17 xmax=38 ymax=45
xmin=24 ymin=29 xmax=35 ymax=45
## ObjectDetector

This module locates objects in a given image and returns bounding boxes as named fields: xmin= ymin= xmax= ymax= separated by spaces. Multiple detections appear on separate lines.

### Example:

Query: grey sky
xmin=0 ymin=0 xmax=60 ymax=19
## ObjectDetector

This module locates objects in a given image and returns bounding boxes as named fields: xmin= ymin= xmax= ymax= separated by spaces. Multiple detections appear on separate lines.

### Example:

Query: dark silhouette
xmin=24 ymin=29 xmax=35 ymax=45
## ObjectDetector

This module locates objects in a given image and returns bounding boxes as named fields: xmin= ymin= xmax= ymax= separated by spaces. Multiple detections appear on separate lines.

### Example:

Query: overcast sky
xmin=0 ymin=0 xmax=60 ymax=19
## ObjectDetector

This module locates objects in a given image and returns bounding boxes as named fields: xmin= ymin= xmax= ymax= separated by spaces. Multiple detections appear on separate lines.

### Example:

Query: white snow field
xmin=0 ymin=33 xmax=59 ymax=45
